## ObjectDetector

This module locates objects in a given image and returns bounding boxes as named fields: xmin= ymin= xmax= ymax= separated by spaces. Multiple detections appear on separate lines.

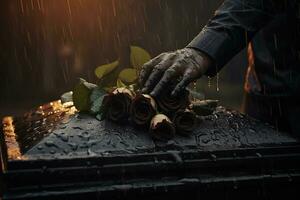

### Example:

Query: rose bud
xmin=155 ymin=88 xmax=190 ymax=114
xmin=131 ymin=94 xmax=157 ymax=126
xmin=190 ymin=99 xmax=219 ymax=116
xmin=150 ymin=114 xmax=175 ymax=141
xmin=173 ymin=109 xmax=197 ymax=135
xmin=101 ymin=87 xmax=135 ymax=122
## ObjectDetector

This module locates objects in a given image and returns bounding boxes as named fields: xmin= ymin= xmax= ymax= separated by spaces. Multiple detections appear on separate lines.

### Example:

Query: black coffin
xmin=1 ymin=101 xmax=300 ymax=200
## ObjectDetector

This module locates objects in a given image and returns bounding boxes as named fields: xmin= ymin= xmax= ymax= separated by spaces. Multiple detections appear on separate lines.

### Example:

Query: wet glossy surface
xmin=1 ymin=101 xmax=298 ymax=161
xmin=1 ymin=100 xmax=76 ymax=160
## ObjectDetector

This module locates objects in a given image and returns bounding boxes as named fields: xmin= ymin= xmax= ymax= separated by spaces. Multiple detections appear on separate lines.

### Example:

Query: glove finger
xmin=171 ymin=68 xmax=198 ymax=97
xmin=142 ymin=62 xmax=172 ymax=93
xmin=139 ymin=54 xmax=163 ymax=87
xmin=150 ymin=64 xmax=180 ymax=97
xmin=142 ymin=54 xmax=175 ymax=93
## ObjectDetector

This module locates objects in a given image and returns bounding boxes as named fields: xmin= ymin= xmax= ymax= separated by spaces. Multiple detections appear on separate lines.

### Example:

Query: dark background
xmin=0 ymin=0 xmax=247 ymax=118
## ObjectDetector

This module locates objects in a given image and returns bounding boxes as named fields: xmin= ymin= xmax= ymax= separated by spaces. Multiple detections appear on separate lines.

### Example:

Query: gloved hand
xmin=139 ymin=48 xmax=213 ymax=97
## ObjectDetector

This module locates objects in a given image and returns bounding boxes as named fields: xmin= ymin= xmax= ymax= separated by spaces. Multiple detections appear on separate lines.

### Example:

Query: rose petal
xmin=150 ymin=114 xmax=175 ymax=141
xmin=131 ymin=94 xmax=157 ymax=126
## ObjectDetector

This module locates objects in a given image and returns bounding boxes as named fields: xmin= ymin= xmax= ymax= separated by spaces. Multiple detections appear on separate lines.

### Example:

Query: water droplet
xmin=168 ymin=150 xmax=182 ymax=163
xmin=60 ymin=125 xmax=67 ymax=129
xmin=208 ymin=76 xmax=211 ymax=88
xmin=201 ymin=137 xmax=209 ymax=144
xmin=45 ymin=140 xmax=57 ymax=148
xmin=68 ymin=142 xmax=78 ymax=151
xmin=63 ymin=149 xmax=69 ymax=154
xmin=249 ymin=128 xmax=256 ymax=134
xmin=210 ymin=154 xmax=217 ymax=161
xmin=256 ymin=152 xmax=262 ymax=158
xmin=73 ymin=126 xmax=83 ymax=130
xmin=216 ymin=73 xmax=220 ymax=92
xmin=50 ymin=150 xmax=56 ymax=154
xmin=60 ymin=135 xmax=69 ymax=142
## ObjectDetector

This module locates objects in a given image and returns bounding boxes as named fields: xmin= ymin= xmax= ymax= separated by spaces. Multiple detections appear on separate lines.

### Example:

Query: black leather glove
xmin=139 ymin=48 xmax=213 ymax=97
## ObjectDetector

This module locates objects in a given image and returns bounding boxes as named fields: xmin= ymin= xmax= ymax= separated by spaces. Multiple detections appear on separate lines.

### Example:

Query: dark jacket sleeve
xmin=187 ymin=0 xmax=279 ymax=76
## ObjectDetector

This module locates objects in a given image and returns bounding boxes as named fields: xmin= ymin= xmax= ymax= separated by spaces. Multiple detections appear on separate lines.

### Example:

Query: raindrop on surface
xmin=68 ymin=142 xmax=78 ymax=151
xmin=60 ymin=125 xmax=67 ymax=129
xmin=63 ymin=149 xmax=69 ymax=154
xmin=73 ymin=126 xmax=83 ymax=130
xmin=256 ymin=152 xmax=262 ymax=158
xmin=166 ymin=140 xmax=175 ymax=146
xmin=210 ymin=154 xmax=217 ymax=161
xmin=82 ymin=131 xmax=90 ymax=136
xmin=87 ymin=148 xmax=97 ymax=156
xmin=249 ymin=128 xmax=256 ymax=134
xmin=87 ymin=140 xmax=97 ymax=146
xmin=201 ymin=137 xmax=209 ymax=144
xmin=50 ymin=150 xmax=56 ymax=154
xmin=168 ymin=150 xmax=183 ymax=163
xmin=79 ymin=142 xmax=89 ymax=149
xmin=45 ymin=140 xmax=57 ymax=148
xmin=60 ymin=134 xmax=69 ymax=142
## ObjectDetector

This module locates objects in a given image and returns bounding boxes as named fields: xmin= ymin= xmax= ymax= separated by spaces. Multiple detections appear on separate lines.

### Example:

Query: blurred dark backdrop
xmin=0 ymin=0 xmax=247 ymax=118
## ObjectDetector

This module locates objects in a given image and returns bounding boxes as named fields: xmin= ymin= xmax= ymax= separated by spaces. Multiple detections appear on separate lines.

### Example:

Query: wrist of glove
xmin=139 ymin=47 xmax=213 ymax=97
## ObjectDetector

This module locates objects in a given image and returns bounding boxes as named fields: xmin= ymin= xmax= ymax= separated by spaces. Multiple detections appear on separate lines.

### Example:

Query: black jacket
xmin=188 ymin=0 xmax=300 ymax=97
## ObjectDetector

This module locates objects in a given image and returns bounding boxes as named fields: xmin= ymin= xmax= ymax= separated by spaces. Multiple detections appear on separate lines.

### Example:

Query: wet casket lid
xmin=1 ymin=100 xmax=300 ymax=200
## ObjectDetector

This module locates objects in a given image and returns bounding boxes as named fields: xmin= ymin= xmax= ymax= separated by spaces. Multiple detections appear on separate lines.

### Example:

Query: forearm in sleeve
xmin=187 ymin=0 xmax=278 ymax=76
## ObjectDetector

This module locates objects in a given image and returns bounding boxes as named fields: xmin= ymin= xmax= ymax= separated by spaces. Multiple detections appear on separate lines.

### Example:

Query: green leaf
xmin=89 ymin=87 xmax=106 ymax=114
xmin=90 ymin=87 xmax=106 ymax=102
xmin=128 ymin=84 xmax=138 ymax=91
xmin=118 ymin=68 xmax=137 ymax=84
xmin=90 ymin=96 xmax=105 ymax=114
xmin=95 ymin=60 xmax=119 ymax=79
xmin=130 ymin=46 xmax=151 ymax=70
xmin=81 ymin=78 xmax=98 ymax=90
xmin=72 ymin=78 xmax=97 ymax=112
xmin=60 ymin=91 xmax=73 ymax=103
xmin=117 ymin=79 xmax=127 ymax=88
xmin=103 ymin=87 xmax=115 ymax=93
xmin=96 ymin=113 xmax=105 ymax=121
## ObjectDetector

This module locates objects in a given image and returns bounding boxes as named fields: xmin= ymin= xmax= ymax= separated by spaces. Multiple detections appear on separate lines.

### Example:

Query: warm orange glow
xmin=2 ymin=116 xmax=22 ymax=160
xmin=1 ymin=100 xmax=77 ymax=161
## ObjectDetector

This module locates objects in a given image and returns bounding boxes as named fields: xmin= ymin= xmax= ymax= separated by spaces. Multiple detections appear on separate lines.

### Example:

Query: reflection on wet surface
xmin=1 ymin=101 xmax=298 ymax=161
xmin=2 ymin=116 xmax=21 ymax=160
xmin=1 ymin=100 xmax=76 ymax=160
